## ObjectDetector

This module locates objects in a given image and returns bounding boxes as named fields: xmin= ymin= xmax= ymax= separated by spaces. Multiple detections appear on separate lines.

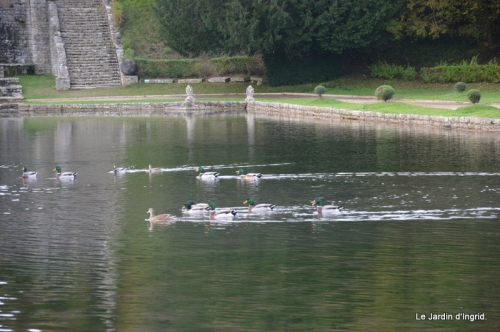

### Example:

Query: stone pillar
xmin=48 ymin=2 xmax=70 ymax=90
xmin=0 ymin=66 xmax=4 ymax=79
xmin=26 ymin=0 xmax=52 ymax=74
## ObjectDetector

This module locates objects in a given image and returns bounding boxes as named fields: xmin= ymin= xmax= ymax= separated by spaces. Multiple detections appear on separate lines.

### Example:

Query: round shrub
xmin=467 ymin=89 xmax=481 ymax=104
xmin=375 ymin=85 xmax=395 ymax=102
xmin=314 ymin=85 xmax=327 ymax=97
xmin=455 ymin=82 xmax=466 ymax=93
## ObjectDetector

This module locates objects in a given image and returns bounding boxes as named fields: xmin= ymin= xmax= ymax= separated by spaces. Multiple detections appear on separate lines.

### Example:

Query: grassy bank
xmin=264 ymin=98 xmax=500 ymax=118
xmin=19 ymin=75 xmax=500 ymax=118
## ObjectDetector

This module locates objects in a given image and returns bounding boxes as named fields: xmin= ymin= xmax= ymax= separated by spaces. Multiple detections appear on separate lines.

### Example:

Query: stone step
xmin=54 ymin=0 xmax=121 ymax=88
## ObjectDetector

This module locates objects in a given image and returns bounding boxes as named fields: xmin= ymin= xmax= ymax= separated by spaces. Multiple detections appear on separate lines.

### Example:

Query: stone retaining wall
xmin=247 ymin=101 xmax=500 ymax=132
xmin=16 ymin=101 xmax=246 ymax=117
xmin=1 ymin=101 xmax=499 ymax=132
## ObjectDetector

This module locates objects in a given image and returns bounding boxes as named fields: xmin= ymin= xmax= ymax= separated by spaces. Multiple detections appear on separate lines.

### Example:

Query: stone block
xmin=250 ymin=77 xmax=267 ymax=85
xmin=208 ymin=77 xmax=230 ymax=83
xmin=56 ymin=78 xmax=71 ymax=90
xmin=230 ymin=76 xmax=250 ymax=82
xmin=144 ymin=79 xmax=175 ymax=84
xmin=178 ymin=78 xmax=203 ymax=84
xmin=120 ymin=59 xmax=137 ymax=75
xmin=122 ymin=76 xmax=138 ymax=86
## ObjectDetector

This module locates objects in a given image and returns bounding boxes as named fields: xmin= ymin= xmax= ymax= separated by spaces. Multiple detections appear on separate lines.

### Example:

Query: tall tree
xmin=311 ymin=0 xmax=405 ymax=53
xmin=388 ymin=0 xmax=500 ymax=47
xmin=154 ymin=0 xmax=405 ymax=57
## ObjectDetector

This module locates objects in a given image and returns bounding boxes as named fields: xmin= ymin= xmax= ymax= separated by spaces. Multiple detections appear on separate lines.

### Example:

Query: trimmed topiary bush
xmin=455 ymin=82 xmax=466 ymax=92
xmin=314 ymin=85 xmax=327 ymax=97
xmin=467 ymin=89 xmax=481 ymax=104
xmin=375 ymin=85 xmax=395 ymax=102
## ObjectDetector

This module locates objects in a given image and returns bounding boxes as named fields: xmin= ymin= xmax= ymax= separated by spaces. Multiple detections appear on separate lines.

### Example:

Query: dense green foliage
xmin=467 ymin=89 xmax=481 ymax=104
xmin=210 ymin=57 xmax=262 ymax=75
xmin=113 ymin=0 xmax=500 ymax=86
xmin=154 ymin=0 xmax=405 ymax=57
xmin=133 ymin=57 xmax=263 ymax=78
xmin=118 ymin=0 xmax=176 ymax=59
xmin=375 ymin=85 xmax=395 ymax=102
xmin=264 ymin=52 xmax=343 ymax=86
xmin=369 ymin=62 xmax=417 ymax=80
xmin=388 ymin=0 xmax=500 ymax=50
xmin=134 ymin=59 xmax=199 ymax=78
xmin=420 ymin=58 xmax=500 ymax=83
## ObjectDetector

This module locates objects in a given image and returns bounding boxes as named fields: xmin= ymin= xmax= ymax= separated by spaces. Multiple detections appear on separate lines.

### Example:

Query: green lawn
xmin=19 ymin=75 xmax=500 ymax=118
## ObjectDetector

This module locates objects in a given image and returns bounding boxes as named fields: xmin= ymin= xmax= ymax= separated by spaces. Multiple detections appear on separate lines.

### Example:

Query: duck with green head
xmin=53 ymin=166 xmax=77 ymax=180
xmin=196 ymin=166 xmax=220 ymax=178
xmin=243 ymin=197 xmax=275 ymax=213
xmin=311 ymin=197 xmax=343 ymax=214
xmin=205 ymin=201 xmax=237 ymax=220
xmin=236 ymin=168 xmax=262 ymax=179
xmin=21 ymin=166 xmax=37 ymax=179
xmin=182 ymin=200 xmax=209 ymax=214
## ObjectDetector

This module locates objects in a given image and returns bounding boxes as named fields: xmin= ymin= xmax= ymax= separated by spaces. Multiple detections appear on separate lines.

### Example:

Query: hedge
xmin=210 ymin=56 xmax=261 ymax=75
xmin=134 ymin=56 xmax=264 ymax=79
xmin=134 ymin=59 xmax=199 ymax=78
xmin=420 ymin=59 xmax=500 ymax=83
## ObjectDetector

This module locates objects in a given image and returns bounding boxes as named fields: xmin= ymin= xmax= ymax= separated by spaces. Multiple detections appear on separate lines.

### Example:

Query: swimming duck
xmin=146 ymin=208 xmax=175 ymax=222
xmin=236 ymin=168 xmax=262 ymax=179
xmin=205 ymin=201 xmax=237 ymax=220
xmin=149 ymin=164 xmax=162 ymax=173
xmin=53 ymin=166 xmax=77 ymax=180
xmin=182 ymin=200 xmax=209 ymax=214
xmin=311 ymin=197 xmax=343 ymax=214
xmin=113 ymin=164 xmax=127 ymax=174
xmin=196 ymin=166 xmax=220 ymax=178
xmin=21 ymin=166 xmax=37 ymax=179
xmin=243 ymin=197 xmax=275 ymax=213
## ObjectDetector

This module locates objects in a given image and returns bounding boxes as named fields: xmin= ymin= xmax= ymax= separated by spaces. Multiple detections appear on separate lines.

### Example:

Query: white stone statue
xmin=245 ymin=84 xmax=254 ymax=102
xmin=185 ymin=84 xmax=195 ymax=103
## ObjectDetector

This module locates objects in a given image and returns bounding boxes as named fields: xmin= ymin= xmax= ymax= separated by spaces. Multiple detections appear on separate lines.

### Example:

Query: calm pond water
xmin=0 ymin=111 xmax=499 ymax=331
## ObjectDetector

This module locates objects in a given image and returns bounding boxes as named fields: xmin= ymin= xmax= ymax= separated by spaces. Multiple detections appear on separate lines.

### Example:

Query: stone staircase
xmin=54 ymin=0 xmax=121 ymax=89
xmin=0 ymin=78 xmax=23 ymax=117
xmin=0 ymin=78 xmax=23 ymax=100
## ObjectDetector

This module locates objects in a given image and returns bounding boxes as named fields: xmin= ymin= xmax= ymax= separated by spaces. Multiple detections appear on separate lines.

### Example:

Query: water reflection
xmin=0 ymin=113 xmax=499 ymax=331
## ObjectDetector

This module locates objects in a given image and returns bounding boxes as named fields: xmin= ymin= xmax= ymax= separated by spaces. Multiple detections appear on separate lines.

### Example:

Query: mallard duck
xmin=21 ymin=166 xmax=37 ymax=179
xmin=236 ymin=168 xmax=262 ymax=179
xmin=311 ymin=197 xmax=343 ymax=214
xmin=53 ymin=166 xmax=77 ymax=180
xmin=146 ymin=208 xmax=175 ymax=222
xmin=182 ymin=200 xmax=209 ymax=214
xmin=149 ymin=164 xmax=162 ymax=173
xmin=205 ymin=201 xmax=237 ymax=220
xmin=113 ymin=164 xmax=127 ymax=174
xmin=196 ymin=166 xmax=220 ymax=178
xmin=243 ymin=197 xmax=275 ymax=213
